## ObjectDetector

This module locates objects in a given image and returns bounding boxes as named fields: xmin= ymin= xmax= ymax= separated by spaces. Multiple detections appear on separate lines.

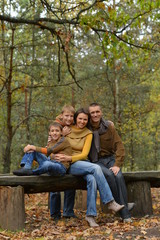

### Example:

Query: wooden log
xmin=127 ymin=181 xmax=153 ymax=217
xmin=0 ymin=171 xmax=159 ymax=194
xmin=0 ymin=174 xmax=87 ymax=193
xmin=74 ymin=190 xmax=87 ymax=210
xmin=0 ymin=186 xmax=25 ymax=231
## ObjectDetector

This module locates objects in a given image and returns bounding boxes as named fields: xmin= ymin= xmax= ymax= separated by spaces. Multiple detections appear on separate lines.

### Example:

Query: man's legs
xmin=96 ymin=161 xmax=119 ymax=201
xmin=99 ymin=156 xmax=131 ymax=220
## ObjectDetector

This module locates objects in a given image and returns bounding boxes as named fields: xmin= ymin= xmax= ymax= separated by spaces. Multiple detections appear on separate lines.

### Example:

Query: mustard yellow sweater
xmin=66 ymin=126 xmax=93 ymax=163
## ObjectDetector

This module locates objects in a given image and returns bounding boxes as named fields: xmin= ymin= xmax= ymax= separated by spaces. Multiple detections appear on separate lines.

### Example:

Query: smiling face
xmin=76 ymin=113 xmax=89 ymax=129
xmin=62 ymin=111 xmax=74 ymax=126
xmin=49 ymin=125 xmax=62 ymax=141
xmin=89 ymin=105 xmax=102 ymax=124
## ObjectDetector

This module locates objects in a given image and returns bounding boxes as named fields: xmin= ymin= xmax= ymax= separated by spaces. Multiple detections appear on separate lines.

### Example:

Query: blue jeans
xmin=20 ymin=152 xmax=66 ymax=176
xmin=50 ymin=190 xmax=76 ymax=217
xmin=68 ymin=160 xmax=114 ymax=216
xmin=50 ymin=174 xmax=97 ymax=217
xmin=97 ymin=156 xmax=131 ymax=219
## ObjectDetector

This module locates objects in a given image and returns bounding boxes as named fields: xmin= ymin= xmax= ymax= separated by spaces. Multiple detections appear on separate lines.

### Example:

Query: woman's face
xmin=76 ymin=113 xmax=88 ymax=129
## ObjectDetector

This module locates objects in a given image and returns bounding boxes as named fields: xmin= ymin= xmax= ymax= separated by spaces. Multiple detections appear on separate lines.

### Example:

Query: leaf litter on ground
xmin=0 ymin=189 xmax=159 ymax=240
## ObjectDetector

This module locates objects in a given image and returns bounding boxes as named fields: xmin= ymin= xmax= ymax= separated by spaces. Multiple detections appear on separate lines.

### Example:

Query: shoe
xmin=123 ymin=218 xmax=133 ymax=223
xmin=107 ymin=200 xmax=125 ymax=213
xmin=51 ymin=215 xmax=61 ymax=221
xmin=85 ymin=216 xmax=99 ymax=227
xmin=63 ymin=215 xmax=78 ymax=219
xmin=13 ymin=168 xmax=33 ymax=176
xmin=128 ymin=202 xmax=135 ymax=211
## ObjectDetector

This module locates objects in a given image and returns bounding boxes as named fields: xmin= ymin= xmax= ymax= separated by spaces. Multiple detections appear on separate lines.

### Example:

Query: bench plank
xmin=0 ymin=171 xmax=159 ymax=194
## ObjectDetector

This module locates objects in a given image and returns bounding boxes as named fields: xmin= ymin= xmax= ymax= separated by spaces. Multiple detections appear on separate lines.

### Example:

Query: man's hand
xmin=54 ymin=153 xmax=72 ymax=162
xmin=109 ymin=166 xmax=120 ymax=176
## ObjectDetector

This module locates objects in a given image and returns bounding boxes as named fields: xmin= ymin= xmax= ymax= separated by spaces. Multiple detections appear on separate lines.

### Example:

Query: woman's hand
xmin=24 ymin=144 xmax=36 ymax=153
xmin=62 ymin=126 xmax=71 ymax=136
xmin=54 ymin=153 xmax=72 ymax=162
xmin=109 ymin=166 xmax=120 ymax=176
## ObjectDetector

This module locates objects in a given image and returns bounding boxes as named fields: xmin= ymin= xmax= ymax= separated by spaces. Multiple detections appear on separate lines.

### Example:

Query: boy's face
xmin=49 ymin=126 xmax=62 ymax=141
xmin=62 ymin=111 xmax=74 ymax=126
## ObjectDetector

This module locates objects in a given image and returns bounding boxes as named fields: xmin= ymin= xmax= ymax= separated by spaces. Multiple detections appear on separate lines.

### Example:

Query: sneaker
xmin=63 ymin=215 xmax=78 ymax=219
xmin=107 ymin=200 xmax=125 ymax=213
xmin=85 ymin=216 xmax=99 ymax=227
xmin=123 ymin=218 xmax=133 ymax=223
xmin=13 ymin=168 xmax=33 ymax=176
xmin=128 ymin=202 xmax=135 ymax=211
xmin=51 ymin=215 xmax=61 ymax=221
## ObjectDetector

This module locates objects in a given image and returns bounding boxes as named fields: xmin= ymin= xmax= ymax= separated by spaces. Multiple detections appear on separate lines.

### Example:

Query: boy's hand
xmin=47 ymin=135 xmax=52 ymax=143
xmin=62 ymin=126 xmax=71 ymax=136
xmin=24 ymin=144 xmax=35 ymax=153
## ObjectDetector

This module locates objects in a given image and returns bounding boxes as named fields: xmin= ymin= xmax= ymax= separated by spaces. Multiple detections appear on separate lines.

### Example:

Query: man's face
xmin=62 ymin=111 xmax=74 ymax=126
xmin=89 ymin=105 xmax=102 ymax=123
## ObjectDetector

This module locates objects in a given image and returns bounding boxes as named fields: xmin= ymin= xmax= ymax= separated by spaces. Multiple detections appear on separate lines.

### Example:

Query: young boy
xmin=13 ymin=105 xmax=75 ymax=174
xmin=13 ymin=122 xmax=72 ymax=176
xmin=13 ymin=105 xmax=76 ymax=220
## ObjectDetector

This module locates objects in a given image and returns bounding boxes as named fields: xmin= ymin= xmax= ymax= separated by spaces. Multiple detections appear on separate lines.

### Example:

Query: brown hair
xmin=48 ymin=122 xmax=63 ymax=132
xmin=89 ymin=102 xmax=101 ymax=109
xmin=74 ymin=107 xmax=90 ymax=127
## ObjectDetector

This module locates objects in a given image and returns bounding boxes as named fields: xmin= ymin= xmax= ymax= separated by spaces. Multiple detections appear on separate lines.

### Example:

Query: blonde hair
xmin=61 ymin=105 xmax=75 ymax=114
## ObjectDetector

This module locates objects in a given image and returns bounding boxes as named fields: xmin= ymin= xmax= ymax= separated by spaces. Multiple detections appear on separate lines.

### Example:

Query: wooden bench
xmin=0 ymin=171 xmax=159 ymax=231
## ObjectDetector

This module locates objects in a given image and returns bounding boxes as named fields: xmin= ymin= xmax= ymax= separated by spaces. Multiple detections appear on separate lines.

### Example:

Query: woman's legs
xmin=83 ymin=174 xmax=97 ymax=216
xmin=69 ymin=161 xmax=114 ymax=204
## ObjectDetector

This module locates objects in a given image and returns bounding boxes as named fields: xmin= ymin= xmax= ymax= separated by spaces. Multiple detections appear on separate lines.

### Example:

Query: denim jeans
xmin=20 ymin=152 xmax=66 ymax=176
xmin=68 ymin=160 xmax=114 ymax=216
xmin=50 ymin=190 xmax=76 ymax=217
xmin=97 ymin=156 xmax=131 ymax=219
xmin=50 ymin=174 xmax=97 ymax=217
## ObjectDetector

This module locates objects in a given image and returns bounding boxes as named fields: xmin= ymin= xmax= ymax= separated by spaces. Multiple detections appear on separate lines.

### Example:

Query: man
xmin=88 ymin=102 xmax=134 ymax=223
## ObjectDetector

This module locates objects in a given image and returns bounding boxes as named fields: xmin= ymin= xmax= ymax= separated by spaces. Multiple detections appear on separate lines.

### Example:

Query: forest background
xmin=0 ymin=0 xmax=160 ymax=174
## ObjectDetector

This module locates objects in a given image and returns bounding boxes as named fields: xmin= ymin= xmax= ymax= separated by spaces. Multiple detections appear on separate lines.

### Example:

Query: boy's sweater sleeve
xmin=71 ymin=134 xmax=93 ymax=163
xmin=35 ymin=137 xmax=66 ymax=156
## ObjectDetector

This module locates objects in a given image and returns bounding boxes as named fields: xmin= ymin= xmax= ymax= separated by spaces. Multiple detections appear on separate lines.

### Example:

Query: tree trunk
xmin=127 ymin=181 xmax=153 ymax=217
xmin=0 ymin=186 xmax=25 ymax=230
xmin=3 ymin=26 xmax=15 ymax=173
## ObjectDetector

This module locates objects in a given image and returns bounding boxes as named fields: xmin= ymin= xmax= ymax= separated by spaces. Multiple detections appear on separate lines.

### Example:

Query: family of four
xmin=13 ymin=103 xmax=134 ymax=227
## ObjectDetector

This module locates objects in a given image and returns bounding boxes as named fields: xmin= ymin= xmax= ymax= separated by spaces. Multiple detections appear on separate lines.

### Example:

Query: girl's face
xmin=49 ymin=126 xmax=62 ymax=141
xmin=76 ymin=113 xmax=88 ymax=129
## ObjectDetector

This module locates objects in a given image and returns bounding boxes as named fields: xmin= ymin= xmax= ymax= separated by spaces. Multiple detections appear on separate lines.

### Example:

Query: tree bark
xmin=127 ymin=181 xmax=153 ymax=217
xmin=0 ymin=186 xmax=25 ymax=230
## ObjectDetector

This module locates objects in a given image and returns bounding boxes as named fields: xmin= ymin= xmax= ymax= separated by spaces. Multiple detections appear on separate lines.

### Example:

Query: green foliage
xmin=0 ymin=0 xmax=160 ymax=172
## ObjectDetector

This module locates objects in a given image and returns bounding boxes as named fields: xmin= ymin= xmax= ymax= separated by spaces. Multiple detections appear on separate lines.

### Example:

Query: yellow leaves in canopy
xmin=96 ymin=2 xmax=106 ymax=10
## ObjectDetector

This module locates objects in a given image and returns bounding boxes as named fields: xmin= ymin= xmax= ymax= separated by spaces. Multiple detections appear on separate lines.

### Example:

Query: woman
xmin=55 ymin=108 xmax=124 ymax=227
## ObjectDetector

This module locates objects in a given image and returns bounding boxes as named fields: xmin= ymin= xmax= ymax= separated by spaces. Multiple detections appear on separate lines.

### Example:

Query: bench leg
xmin=127 ymin=181 xmax=153 ymax=217
xmin=0 ymin=186 xmax=25 ymax=231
